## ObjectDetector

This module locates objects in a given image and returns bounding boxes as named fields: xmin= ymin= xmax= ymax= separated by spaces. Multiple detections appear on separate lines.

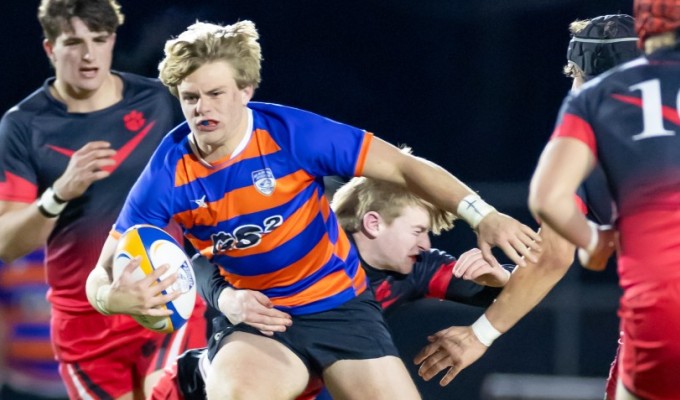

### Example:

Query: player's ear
xmin=43 ymin=39 xmax=55 ymax=63
xmin=362 ymin=211 xmax=382 ymax=238
xmin=240 ymin=85 xmax=254 ymax=105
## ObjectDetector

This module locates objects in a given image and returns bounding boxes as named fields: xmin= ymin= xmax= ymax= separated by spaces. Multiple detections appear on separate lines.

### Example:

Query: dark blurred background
xmin=1 ymin=1 xmax=632 ymax=399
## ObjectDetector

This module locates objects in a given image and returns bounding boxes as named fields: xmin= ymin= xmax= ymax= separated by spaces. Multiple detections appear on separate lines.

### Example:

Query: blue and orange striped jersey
xmin=0 ymin=249 xmax=67 ymax=397
xmin=115 ymin=102 xmax=372 ymax=314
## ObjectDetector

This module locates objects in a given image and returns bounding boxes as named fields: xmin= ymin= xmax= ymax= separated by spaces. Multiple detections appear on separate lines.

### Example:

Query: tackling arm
xmin=414 ymin=224 xmax=574 ymax=386
xmin=362 ymin=137 xmax=541 ymax=267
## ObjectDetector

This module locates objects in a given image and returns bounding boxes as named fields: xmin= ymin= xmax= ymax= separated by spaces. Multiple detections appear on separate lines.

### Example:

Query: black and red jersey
xmin=0 ymin=72 xmax=182 ymax=313
xmin=361 ymin=248 xmax=513 ymax=314
xmin=552 ymin=47 xmax=680 ymax=286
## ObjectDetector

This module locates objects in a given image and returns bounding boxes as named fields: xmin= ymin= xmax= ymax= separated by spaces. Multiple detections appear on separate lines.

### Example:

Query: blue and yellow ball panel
xmin=113 ymin=225 xmax=196 ymax=334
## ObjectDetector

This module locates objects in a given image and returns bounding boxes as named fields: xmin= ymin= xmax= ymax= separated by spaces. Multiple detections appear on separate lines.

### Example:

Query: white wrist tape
xmin=457 ymin=194 xmax=496 ymax=229
xmin=471 ymin=314 xmax=502 ymax=347
xmin=37 ymin=187 xmax=68 ymax=218
xmin=585 ymin=220 xmax=599 ymax=254
xmin=95 ymin=286 xmax=112 ymax=316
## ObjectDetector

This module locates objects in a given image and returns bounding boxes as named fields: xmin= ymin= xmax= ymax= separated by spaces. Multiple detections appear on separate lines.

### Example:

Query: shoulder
xmin=414 ymin=249 xmax=456 ymax=272
xmin=1 ymin=85 xmax=53 ymax=131
xmin=249 ymin=101 xmax=353 ymax=127
xmin=117 ymin=71 xmax=173 ymax=100
xmin=146 ymin=122 xmax=191 ymax=170
xmin=578 ymin=57 xmax=648 ymax=98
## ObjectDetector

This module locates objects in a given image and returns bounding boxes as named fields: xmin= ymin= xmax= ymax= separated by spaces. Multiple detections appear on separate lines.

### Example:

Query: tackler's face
xmin=178 ymin=61 xmax=253 ymax=152
xmin=373 ymin=205 xmax=432 ymax=275
xmin=44 ymin=17 xmax=115 ymax=97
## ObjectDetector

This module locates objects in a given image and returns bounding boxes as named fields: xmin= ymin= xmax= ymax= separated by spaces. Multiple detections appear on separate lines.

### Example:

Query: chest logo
xmin=252 ymin=168 xmax=276 ymax=196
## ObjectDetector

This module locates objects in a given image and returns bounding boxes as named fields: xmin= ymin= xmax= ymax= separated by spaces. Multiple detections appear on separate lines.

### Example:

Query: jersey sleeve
xmin=113 ymin=138 xmax=177 ymax=234
xmin=192 ymin=255 xmax=230 ymax=309
xmin=259 ymin=104 xmax=373 ymax=177
xmin=550 ymin=93 xmax=597 ymax=157
xmin=417 ymin=249 xmax=503 ymax=308
xmin=0 ymin=111 xmax=39 ymax=202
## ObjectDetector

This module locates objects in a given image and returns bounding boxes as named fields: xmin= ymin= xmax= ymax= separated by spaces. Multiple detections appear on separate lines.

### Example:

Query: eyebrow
xmin=179 ymin=85 xmax=228 ymax=96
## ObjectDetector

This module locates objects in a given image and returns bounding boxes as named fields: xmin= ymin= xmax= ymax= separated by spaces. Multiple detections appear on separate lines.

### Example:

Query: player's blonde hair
xmin=563 ymin=20 xmax=590 ymax=79
xmin=158 ymin=20 xmax=262 ymax=97
xmin=331 ymin=149 xmax=455 ymax=235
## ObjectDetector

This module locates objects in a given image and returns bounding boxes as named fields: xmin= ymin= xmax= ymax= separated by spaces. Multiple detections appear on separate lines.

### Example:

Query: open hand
xmin=453 ymin=248 xmax=511 ymax=287
xmin=414 ymin=325 xmax=489 ymax=386
xmin=218 ymin=288 xmax=292 ymax=336
xmin=476 ymin=212 xmax=541 ymax=268
xmin=106 ymin=257 xmax=180 ymax=316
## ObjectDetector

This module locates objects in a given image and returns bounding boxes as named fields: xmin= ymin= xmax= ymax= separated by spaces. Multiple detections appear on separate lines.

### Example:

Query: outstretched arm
xmin=362 ymin=137 xmax=541 ymax=267
xmin=413 ymin=224 xmax=574 ymax=386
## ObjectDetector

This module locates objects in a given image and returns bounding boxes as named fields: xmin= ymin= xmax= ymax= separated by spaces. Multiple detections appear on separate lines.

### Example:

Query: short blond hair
xmin=563 ymin=19 xmax=590 ymax=79
xmin=158 ymin=20 xmax=262 ymax=97
xmin=331 ymin=176 xmax=455 ymax=235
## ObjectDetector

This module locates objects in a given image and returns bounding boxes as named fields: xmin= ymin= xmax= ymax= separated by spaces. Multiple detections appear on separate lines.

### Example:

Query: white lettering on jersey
xmin=631 ymin=79 xmax=677 ymax=141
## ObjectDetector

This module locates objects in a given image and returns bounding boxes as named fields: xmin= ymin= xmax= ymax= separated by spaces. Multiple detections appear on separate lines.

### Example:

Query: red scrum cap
xmin=634 ymin=0 xmax=680 ymax=44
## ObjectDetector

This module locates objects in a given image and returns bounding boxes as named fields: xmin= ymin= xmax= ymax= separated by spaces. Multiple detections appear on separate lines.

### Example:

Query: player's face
xmin=178 ymin=61 xmax=254 ymax=160
xmin=373 ymin=205 xmax=431 ymax=275
xmin=44 ymin=17 xmax=115 ymax=97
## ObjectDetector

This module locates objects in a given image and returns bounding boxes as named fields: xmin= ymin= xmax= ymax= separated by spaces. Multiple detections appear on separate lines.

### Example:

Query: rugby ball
xmin=113 ymin=224 xmax=196 ymax=334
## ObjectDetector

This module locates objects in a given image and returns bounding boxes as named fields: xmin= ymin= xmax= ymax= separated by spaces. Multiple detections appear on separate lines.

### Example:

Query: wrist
xmin=95 ymin=285 xmax=113 ymax=316
xmin=471 ymin=314 xmax=502 ymax=347
xmin=217 ymin=286 xmax=234 ymax=313
xmin=457 ymin=194 xmax=496 ymax=229
xmin=37 ymin=187 xmax=68 ymax=218
xmin=584 ymin=220 xmax=599 ymax=254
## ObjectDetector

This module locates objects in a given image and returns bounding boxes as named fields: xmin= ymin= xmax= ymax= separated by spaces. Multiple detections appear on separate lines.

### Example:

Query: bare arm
xmin=0 ymin=141 xmax=115 ymax=262
xmin=528 ymin=138 xmax=595 ymax=248
xmin=414 ymin=224 xmax=574 ymax=386
xmin=0 ymin=201 xmax=56 ymax=262
xmin=362 ymin=137 xmax=541 ymax=266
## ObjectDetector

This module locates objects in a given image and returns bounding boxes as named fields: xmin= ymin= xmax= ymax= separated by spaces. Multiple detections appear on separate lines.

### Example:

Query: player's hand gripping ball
xmin=113 ymin=225 xmax=196 ymax=333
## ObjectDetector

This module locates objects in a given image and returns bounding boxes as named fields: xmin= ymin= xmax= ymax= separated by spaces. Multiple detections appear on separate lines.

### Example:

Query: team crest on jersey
xmin=252 ymin=168 xmax=276 ymax=196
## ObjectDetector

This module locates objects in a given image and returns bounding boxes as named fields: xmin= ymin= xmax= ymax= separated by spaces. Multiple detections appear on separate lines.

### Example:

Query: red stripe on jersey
xmin=353 ymin=132 xmax=374 ymax=176
xmin=426 ymin=261 xmax=455 ymax=299
xmin=551 ymin=114 xmax=597 ymax=157
xmin=47 ymin=145 xmax=75 ymax=157
xmin=175 ymin=129 xmax=282 ymax=187
xmin=612 ymin=94 xmax=680 ymax=126
xmin=222 ymin=234 xmax=334 ymax=290
xmin=175 ymin=169 xmax=315 ymax=229
xmin=575 ymin=194 xmax=588 ymax=214
xmin=103 ymin=121 xmax=155 ymax=173
xmin=0 ymin=171 xmax=37 ymax=202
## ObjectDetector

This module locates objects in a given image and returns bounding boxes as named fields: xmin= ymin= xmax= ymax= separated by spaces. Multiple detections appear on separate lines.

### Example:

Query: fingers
xmin=417 ymin=348 xmax=450 ymax=382
xmin=508 ymin=236 xmax=539 ymax=264
xmin=414 ymin=342 xmax=439 ymax=365
xmin=122 ymin=256 xmax=141 ymax=275
xmin=521 ymin=224 xmax=542 ymax=246
xmin=455 ymin=256 xmax=487 ymax=280
xmin=478 ymin=242 xmax=502 ymax=269
xmin=440 ymin=366 xmax=462 ymax=387
xmin=55 ymin=142 xmax=117 ymax=199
